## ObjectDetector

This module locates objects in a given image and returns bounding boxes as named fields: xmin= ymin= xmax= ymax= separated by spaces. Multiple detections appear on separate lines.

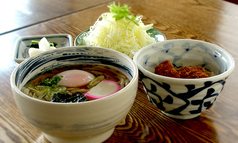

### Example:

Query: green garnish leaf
xmin=38 ymin=75 xmax=62 ymax=88
xmin=108 ymin=2 xmax=139 ymax=26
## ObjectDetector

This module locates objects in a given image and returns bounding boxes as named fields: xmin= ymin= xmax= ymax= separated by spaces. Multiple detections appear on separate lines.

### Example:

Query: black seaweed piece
xmin=52 ymin=93 xmax=88 ymax=103
xmin=50 ymin=42 xmax=57 ymax=47
xmin=29 ymin=43 xmax=39 ymax=48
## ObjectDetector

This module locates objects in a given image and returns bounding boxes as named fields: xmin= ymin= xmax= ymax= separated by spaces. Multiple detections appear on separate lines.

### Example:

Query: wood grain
xmin=0 ymin=0 xmax=238 ymax=142
xmin=0 ymin=0 xmax=113 ymax=35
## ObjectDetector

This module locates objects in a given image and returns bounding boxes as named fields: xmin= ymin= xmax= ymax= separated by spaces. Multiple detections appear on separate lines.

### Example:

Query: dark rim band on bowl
xmin=11 ymin=46 xmax=138 ymax=104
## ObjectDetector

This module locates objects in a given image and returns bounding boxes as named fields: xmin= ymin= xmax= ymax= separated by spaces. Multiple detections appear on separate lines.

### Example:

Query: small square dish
xmin=14 ymin=34 xmax=73 ymax=63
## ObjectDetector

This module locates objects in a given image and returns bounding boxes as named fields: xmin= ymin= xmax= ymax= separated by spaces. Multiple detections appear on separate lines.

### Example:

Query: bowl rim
xmin=11 ymin=46 xmax=138 ymax=105
xmin=133 ymin=39 xmax=235 ymax=83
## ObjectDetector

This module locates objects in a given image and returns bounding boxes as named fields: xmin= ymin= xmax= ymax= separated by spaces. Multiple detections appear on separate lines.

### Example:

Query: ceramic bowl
xmin=133 ymin=39 xmax=234 ymax=119
xmin=10 ymin=46 xmax=138 ymax=143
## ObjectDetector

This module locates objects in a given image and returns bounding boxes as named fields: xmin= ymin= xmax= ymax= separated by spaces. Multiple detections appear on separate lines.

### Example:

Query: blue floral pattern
xmin=140 ymin=71 xmax=226 ymax=116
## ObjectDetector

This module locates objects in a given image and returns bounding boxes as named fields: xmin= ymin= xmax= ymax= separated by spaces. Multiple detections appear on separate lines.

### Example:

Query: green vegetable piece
xmin=29 ymin=40 xmax=57 ymax=48
xmin=88 ymin=75 xmax=104 ymax=88
xmin=29 ymin=40 xmax=39 ymax=48
xmin=108 ymin=2 xmax=139 ymax=26
xmin=49 ymin=42 xmax=57 ymax=47
xmin=38 ymin=75 xmax=62 ymax=88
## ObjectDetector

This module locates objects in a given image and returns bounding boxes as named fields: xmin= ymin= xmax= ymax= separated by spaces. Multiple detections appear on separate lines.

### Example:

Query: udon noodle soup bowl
xmin=133 ymin=39 xmax=234 ymax=119
xmin=10 ymin=46 xmax=138 ymax=143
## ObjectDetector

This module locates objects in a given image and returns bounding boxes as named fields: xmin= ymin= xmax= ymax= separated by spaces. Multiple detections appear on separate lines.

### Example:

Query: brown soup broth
xmin=22 ymin=64 xmax=130 ymax=102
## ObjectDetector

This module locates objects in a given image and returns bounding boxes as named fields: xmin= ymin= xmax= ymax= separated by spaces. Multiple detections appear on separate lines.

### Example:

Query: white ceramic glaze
xmin=11 ymin=46 xmax=138 ymax=142
xmin=133 ymin=39 xmax=235 ymax=119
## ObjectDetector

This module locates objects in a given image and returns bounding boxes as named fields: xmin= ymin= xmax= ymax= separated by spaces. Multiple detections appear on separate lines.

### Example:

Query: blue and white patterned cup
xmin=133 ymin=39 xmax=234 ymax=119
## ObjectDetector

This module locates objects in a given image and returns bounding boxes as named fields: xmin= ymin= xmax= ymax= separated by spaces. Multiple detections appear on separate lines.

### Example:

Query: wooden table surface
xmin=1 ymin=0 xmax=238 ymax=142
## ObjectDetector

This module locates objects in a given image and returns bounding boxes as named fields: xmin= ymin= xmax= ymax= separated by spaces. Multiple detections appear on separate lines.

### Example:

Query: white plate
xmin=14 ymin=34 xmax=73 ymax=63
xmin=74 ymin=28 xmax=166 ymax=46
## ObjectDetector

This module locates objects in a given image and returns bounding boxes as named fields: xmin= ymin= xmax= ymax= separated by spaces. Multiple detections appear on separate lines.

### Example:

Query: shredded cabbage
xmin=83 ymin=12 xmax=156 ymax=58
